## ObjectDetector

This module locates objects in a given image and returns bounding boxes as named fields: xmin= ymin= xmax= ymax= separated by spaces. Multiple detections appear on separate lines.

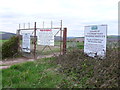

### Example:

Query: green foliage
xmin=53 ymin=48 xmax=119 ymax=88
xmin=2 ymin=57 xmax=63 ymax=88
xmin=2 ymin=36 xmax=19 ymax=59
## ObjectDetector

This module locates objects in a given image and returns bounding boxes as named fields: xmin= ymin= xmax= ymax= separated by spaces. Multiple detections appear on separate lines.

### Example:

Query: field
xmin=0 ymin=40 xmax=8 ymax=43
xmin=0 ymin=40 xmax=7 ymax=46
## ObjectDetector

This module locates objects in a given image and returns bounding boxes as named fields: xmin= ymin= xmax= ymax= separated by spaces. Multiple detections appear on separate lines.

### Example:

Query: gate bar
xmin=17 ymin=27 xmax=61 ymax=31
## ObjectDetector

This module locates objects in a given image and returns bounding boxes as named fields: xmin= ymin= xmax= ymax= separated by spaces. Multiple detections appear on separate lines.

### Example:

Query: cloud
xmin=0 ymin=0 xmax=119 ymax=36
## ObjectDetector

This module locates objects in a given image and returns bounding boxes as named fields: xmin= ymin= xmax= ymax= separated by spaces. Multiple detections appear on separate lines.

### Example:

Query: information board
xmin=84 ymin=25 xmax=107 ymax=58
xmin=37 ymin=29 xmax=54 ymax=46
xmin=22 ymin=33 xmax=31 ymax=53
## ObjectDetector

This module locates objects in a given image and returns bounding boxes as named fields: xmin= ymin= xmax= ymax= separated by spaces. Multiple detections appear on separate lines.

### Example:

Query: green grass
xmin=2 ymin=56 xmax=93 ymax=88
xmin=2 ymin=56 xmax=92 ymax=88
xmin=0 ymin=70 xmax=2 ymax=89
xmin=2 ymin=57 xmax=63 ymax=88
xmin=55 ymin=41 xmax=84 ymax=49
xmin=0 ymin=40 xmax=8 ymax=43
xmin=37 ymin=48 xmax=60 ymax=55
xmin=38 ymin=41 xmax=84 ymax=55
xmin=67 ymin=41 xmax=84 ymax=50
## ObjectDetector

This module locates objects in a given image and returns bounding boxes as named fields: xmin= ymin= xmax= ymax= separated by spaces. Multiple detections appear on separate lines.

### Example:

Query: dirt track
xmin=0 ymin=53 xmax=60 ymax=69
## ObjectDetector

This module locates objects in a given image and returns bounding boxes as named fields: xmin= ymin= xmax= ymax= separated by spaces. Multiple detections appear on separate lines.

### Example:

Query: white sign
xmin=22 ymin=33 xmax=31 ymax=53
xmin=37 ymin=29 xmax=54 ymax=46
xmin=84 ymin=25 xmax=107 ymax=58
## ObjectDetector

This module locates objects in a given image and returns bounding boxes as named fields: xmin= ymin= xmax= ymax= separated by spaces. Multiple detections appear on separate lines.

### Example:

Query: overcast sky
xmin=0 ymin=0 xmax=119 ymax=37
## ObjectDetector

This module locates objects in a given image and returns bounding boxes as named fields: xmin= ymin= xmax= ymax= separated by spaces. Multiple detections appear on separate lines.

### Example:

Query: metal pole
xmin=51 ymin=21 xmax=53 ymax=29
xmin=63 ymin=28 xmax=67 ymax=55
xmin=19 ymin=24 xmax=21 ymax=29
xmin=43 ymin=21 xmax=44 ymax=28
xmin=34 ymin=22 xmax=37 ymax=59
xmin=17 ymin=24 xmax=21 ymax=53
xmin=18 ymin=30 xmax=21 ymax=52
xmin=28 ymin=23 xmax=30 ymax=29
xmin=24 ymin=23 xmax=25 ymax=29
xmin=60 ymin=20 xmax=62 ymax=55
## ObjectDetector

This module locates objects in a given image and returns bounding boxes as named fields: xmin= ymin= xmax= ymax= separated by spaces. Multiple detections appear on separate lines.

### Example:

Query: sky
xmin=0 ymin=0 xmax=119 ymax=37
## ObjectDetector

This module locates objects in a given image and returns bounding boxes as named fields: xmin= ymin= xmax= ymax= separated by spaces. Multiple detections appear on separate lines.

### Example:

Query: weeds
xmin=53 ymin=47 xmax=119 ymax=88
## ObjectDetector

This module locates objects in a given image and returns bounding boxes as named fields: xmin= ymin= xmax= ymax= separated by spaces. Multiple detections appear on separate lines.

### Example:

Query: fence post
xmin=60 ymin=20 xmax=62 ymax=55
xmin=63 ymin=28 xmax=67 ymax=55
xmin=34 ymin=22 xmax=37 ymax=59
xmin=17 ymin=29 xmax=21 ymax=53
xmin=17 ymin=24 xmax=21 ymax=53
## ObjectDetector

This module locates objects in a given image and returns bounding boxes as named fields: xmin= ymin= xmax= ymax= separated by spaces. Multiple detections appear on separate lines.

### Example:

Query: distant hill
xmin=0 ymin=31 xmax=16 ymax=40
xmin=107 ymin=35 xmax=120 ymax=42
xmin=107 ymin=35 xmax=120 ymax=38
xmin=54 ymin=36 xmax=63 ymax=41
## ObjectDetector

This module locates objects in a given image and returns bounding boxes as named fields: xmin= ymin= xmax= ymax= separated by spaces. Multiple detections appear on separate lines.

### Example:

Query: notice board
xmin=84 ymin=25 xmax=107 ymax=57
xmin=37 ymin=29 xmax=54 ymax=46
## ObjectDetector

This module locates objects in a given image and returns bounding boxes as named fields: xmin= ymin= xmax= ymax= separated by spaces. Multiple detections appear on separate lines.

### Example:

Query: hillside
xmin=0 ymin=31 xmax=16 ymax=40
xmin=107 ymin=35 xmax=119 ymax=42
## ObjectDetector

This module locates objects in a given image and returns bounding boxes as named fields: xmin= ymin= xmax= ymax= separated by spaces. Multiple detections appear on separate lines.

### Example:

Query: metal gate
xmin=17 ymin=20 xmax=67 ymax=60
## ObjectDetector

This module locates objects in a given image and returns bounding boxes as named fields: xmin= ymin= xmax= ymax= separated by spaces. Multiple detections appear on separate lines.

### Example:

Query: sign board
xmin=84 ymin=25 xmax=107 ymax=58
xmin=37 ymin=29 xmax=54 ymax=46
xmin=22 ymin=33 xmax=31 ymax=53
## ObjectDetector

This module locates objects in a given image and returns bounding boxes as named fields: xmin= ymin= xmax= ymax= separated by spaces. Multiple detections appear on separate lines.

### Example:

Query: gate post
xmin=63 ymin=28 xmax=67 ymax=55
xmin=34 ymin=22 xmax=37 ymax=59
xmin=17 ymin=29 xmax=21 ymax=53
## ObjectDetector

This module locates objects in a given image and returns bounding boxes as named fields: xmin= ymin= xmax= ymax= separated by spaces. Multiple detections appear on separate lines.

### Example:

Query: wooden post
xmin=34 ymin=22 xmax=37 ymax=59
xmin=63 ymin=28 xmax=67 ymax=55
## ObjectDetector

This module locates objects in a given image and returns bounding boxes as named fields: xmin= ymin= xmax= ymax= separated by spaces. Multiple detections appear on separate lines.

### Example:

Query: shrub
xmin=2 ymin=36 xmax=19 ymax=59
xmin=53 ymin=48 xmax=119 ymax=88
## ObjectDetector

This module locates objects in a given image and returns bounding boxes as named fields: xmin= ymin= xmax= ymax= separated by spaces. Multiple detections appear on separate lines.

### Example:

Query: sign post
xmin=84 ymin=25 xmax=107 ymax=58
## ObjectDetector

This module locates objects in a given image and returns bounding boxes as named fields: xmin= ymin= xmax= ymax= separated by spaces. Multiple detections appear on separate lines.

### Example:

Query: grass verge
xmin=2 ymin=57 xmax=63 ymax=88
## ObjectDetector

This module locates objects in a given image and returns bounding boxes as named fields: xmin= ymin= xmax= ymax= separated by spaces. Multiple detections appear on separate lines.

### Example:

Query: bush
xmin=53 ymin=48 xmax=119 ymax=88
xmin=2 ymin=36 xmax=19 ymax=59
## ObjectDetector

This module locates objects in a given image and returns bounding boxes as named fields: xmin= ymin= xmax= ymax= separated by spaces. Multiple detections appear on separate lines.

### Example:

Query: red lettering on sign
xmin=40 ymin=29 xmax=52 ymax=31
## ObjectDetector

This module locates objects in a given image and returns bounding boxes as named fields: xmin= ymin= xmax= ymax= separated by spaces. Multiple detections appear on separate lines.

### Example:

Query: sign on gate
xmin=84 ymin=25 xmax=107 ymax=58
xmin=22 ymin=33 xmax=31 ymax=53
xmin=37 ymin=29 xmax=54 ymax=46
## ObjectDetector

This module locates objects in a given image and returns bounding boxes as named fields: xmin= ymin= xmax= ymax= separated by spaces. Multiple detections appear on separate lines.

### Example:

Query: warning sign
xmin=84 ymin=25 xmax=107 ymax=58
xmin=22 ymin=33 xmax=31 ymax=53
xmin=37 ymin=29 xmax=54 ymax=46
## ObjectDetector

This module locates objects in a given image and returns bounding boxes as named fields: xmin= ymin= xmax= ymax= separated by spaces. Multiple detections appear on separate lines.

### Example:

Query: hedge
xmin=2 ymin=36 xmax=19 ymax=59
